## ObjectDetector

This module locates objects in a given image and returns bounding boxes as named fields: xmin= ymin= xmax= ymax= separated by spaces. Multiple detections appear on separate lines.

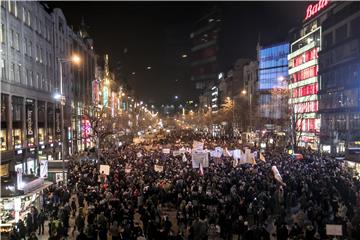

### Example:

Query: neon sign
xmin=305 ymin=0 xmax=330 ymax=20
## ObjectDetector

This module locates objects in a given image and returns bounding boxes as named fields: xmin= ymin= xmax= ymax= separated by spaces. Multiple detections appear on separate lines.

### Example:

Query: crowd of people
xmin=7 ymin=130 xmax=360 ymax=239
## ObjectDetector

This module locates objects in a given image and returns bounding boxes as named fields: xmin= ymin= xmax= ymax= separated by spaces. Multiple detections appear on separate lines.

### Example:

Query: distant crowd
xmin=8 ymin=130 xmax=360 ymax=240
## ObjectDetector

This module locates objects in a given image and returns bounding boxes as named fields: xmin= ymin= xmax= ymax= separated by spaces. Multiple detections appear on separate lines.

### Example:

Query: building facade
xmin=258 ymin=42 xmax=289 ymax=130
xmin=318 ymin=2 xmax=360 ymax=153
xmin=190 ymin=7 xmax=221 ymax=90
xmin=0 ymin=1 xmax=97 ymax=176
xmin=288 ymin=0 xmax=335 ymax=149
xmin=1 ymin=1 xmax=60 ymax=175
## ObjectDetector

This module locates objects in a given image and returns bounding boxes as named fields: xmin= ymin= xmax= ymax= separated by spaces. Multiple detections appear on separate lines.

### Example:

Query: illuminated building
xmin=288 ymin=0 xmax=335 ymax=149
xmin=258 ymin=42 xmax=289 ymax=130
xmin=318 ymin=2 xmax=360 ymax=153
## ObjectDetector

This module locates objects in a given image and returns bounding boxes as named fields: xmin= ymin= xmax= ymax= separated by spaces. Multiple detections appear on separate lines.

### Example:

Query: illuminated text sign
xmin=305 ymin=0 xmax=330 ymax=21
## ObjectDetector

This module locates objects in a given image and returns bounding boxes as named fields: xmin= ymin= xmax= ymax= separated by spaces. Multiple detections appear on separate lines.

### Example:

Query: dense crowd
xmin=8 ymin=131 xmax=360 ymax=239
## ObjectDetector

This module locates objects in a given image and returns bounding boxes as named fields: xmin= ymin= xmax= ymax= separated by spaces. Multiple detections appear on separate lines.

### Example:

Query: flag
xmin=259 ymin=153 xmax=266 ymax=162
xmin=272 ymin=166 xmax=286 ymax=186
xmin=199 ymin=162 xmax=204 ymax=176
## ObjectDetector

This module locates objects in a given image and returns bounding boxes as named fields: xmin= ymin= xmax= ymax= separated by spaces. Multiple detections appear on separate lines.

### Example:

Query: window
xmin=24 ymin=68 xmax=28 ymax=85
xmin=1 ymin=59 xmax=5 ymax=80
xmin=336 ymin=24 xmax=347 ymax=43
xmin=22 ymin=7 xmax=26 ymax=23
xmin=323 ymin=32 xmax=333 ymax=49
xmin=28 ymin=70 xmax=33 ymax=87
xmin=0 ymin=24 xmax=5 ymax=43
xmin=23 ymin=37 xmax=27 ymax=55
xmin=36 ymin=45 xmax=39 ymax=62
xmin=27 ymin=10 xmax=31 ymax=27
xmin=40 ymin=48 xmax=43 ymax=63
xmin=35 ymin=73 xmax=39 ymax=88
xmin=15 ymin=32 xmax=20 ymax=51
xmin=351 ymin=16 xmax=360 ymax=36
xmin=10 ymin=29 xmax=14 ymax=48
xmin=42 ymin=75 xmax=46 ymax=90
xmin=10 ymin=63 xmax=15 ymax=81
xmin=28 ymin=41 xmax=32 ymax=57
xmin=15 ymin=64 xmax=21 ymax=83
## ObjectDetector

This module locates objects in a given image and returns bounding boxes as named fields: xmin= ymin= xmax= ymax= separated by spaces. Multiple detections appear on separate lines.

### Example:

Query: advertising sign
xmin=26 ymin=99 xmax=35 ymax=138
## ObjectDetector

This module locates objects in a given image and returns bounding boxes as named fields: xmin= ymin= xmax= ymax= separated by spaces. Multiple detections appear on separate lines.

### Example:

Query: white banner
xmin=40 ymin=160 xmax=48 ymax=178
xmin=173 ymin=150 xmax=181 ymax=156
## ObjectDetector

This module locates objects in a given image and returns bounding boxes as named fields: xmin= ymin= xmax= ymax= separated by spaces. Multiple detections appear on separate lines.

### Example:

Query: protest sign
xmin=192 ymin=150 xmax=208 ymax=168
xmin=154 ymin=165 xmax=164 ymax=172
xmin=173 ymin=150 xmax=181 ymax=156
xmin=326 ymin=224 xmax=342 ymax=236
xmin=162 ymin=148 xmax=170 ymax=154
xmin=99 ymin=165 xmax=110 ymax=175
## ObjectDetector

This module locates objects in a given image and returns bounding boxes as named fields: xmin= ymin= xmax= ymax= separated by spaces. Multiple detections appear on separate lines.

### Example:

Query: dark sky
xmin=45 ymin=1 xmax=309 ymax=106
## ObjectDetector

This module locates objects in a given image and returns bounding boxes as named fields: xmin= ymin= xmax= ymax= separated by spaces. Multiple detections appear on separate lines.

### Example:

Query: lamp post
xmin=241 ymin=89 xmax=252 ymax=131
xmin=55 ymin=55 xmax=80 ymax=186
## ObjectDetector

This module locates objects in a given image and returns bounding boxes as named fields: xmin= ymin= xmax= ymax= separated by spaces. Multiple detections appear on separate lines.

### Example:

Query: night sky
xmin=45 ymin=1 xmax=309 ymax=106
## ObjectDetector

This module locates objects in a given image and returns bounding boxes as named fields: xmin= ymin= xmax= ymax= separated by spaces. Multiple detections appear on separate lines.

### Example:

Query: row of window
xmin=1 ymin=59 xmax=52 ymax=91
xmin=319 ymin=89 xmax=358 ymax=110
xmin=294 ymin=100 xmax=318 ymax=114
xmin=323 ymin=15 xmax=360 ymax=49
xmin=289 ymin=47 xmax=318 ymax=68
xmin=3 ymin=25 xmax=53 ymax=68
xmin=321 ymin=62 xmax=360 ymax=90
xmin=291 ymin=65 xmax=318 ymax=83
xmin=258 ymin=67 xmax=288 ymax=90
xmin=1 ymin=0 xmax=52 ymax=42
xmin=322 ymin=113 xmax=360 ymax=131
xmin=292 ymin=83 xmax=318 ymax=98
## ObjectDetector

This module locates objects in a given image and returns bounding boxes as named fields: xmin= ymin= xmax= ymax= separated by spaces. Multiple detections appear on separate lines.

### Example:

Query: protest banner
xmin=326 ymin=224 xmax=342 ymax=236
xmin=173 ymin=150 xmax=181 ymax=156
xmin=154 ymin=165 xmax=164 ymax=172
xmin=99 ymin=164 xmax=110 ymax=175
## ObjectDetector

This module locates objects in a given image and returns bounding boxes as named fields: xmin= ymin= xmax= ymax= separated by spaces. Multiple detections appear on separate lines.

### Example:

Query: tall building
xmin=288 ymin=0 xmax=335 ymax=149
xmin=258 ymin=42 xmax=289 ymax=130
xmin=318 ymin=2 xmax=360 ymax=153
xmin=1 ymin=1 xmax=59 ymax=175
xmin=190 ymin=7 xmax=221 ymax=91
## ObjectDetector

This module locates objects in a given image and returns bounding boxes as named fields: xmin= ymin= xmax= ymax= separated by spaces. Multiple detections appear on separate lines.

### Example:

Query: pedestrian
xmin=37 ymin=209 xmax=45 ymax=235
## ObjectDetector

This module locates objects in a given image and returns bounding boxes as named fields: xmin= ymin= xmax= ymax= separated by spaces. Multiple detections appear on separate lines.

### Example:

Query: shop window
xmin=12 ymin=129 xmax=22 ymax=149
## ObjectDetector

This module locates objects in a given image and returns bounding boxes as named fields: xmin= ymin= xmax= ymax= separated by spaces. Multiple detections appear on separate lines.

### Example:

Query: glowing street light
xmin=241 ymin=89 xmax=247 ymax=95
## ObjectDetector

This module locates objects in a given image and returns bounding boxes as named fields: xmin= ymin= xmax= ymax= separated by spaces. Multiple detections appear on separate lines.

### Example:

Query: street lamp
xmin=242 ymin=89 xmax=252 ymax=132
xmin=55 ymin=54 xmax=81 ymax=186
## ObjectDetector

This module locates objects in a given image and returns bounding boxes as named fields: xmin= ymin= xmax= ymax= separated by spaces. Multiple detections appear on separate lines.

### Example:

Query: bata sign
xmin=305 ymin=0 xmax=330 ymax=20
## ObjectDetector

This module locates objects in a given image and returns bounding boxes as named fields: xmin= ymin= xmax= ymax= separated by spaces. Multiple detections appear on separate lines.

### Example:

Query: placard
xmin=162 ymin=148 xmax=170 ymax=154
xmin=172 ymin=150 xmax=181 ymax=156
xmin=154 ymin=165 xmax=164 ymax=172
xmin=99 ymin=164 xmax=110 ymax=175
xmin=192 ymin=151 xmax=208 ymax=168
xmin=326 ymin=224 xmax=342 ymax=236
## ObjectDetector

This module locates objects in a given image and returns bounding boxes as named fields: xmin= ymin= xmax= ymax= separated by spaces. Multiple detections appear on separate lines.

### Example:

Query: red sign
xmin=305 ymin=0 xmax=330 ymax=20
